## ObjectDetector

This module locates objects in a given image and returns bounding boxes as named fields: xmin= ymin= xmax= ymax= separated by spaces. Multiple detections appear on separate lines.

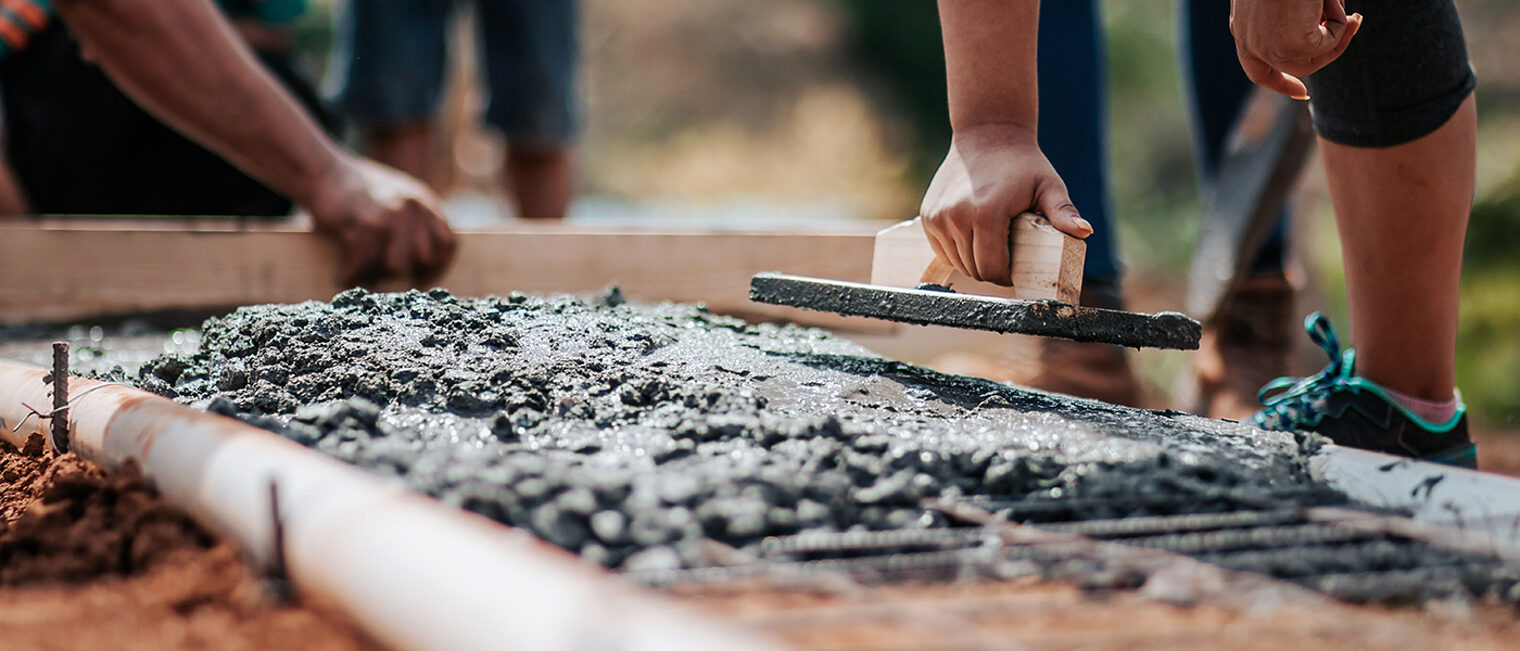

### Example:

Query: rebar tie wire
xmin=11 ymin=382 xmax=127 ymax=433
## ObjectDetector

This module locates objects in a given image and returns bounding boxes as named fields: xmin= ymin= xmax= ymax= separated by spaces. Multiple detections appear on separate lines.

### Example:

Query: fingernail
xmin=1075 ymin=217 xmax=1093 ymax=232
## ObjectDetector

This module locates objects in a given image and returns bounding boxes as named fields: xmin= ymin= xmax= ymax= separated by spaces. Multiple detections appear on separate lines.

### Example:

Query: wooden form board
xmin=0 ymin=220 xmax=887 ymax=330
xmin=870 ymin=214 xmax=1084 ymax=304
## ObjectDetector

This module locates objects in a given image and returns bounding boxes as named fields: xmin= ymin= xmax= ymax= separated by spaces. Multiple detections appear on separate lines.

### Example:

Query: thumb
xmin=1322 ymin=0 xmax=1348 ymax=25
xmin=1035 ymin=181 xmax=1092 ymax=239
xmin=1240 ymin=48 xmax=1310 ymax=99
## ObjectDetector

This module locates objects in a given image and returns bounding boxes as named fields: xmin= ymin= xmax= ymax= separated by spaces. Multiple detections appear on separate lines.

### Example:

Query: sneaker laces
xmin=1251 ymin=312 xmax=1357 ymax=430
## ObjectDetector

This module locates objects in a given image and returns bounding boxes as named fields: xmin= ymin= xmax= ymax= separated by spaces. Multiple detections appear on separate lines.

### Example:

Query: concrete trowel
xmin=750 ymin=89 xmax=1314 ymax=352
xmin=749 ymin=213 xmax=1202 ymax=350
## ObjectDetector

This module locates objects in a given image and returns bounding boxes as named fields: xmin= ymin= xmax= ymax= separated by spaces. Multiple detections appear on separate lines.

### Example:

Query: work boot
xmin=932 ymin=280 xmax=1143 ymax=407
xmin=1252 ymin=313 xmax=1477 ymax=469
xmin=1175 ymin=273 xmax=1294 ymax=421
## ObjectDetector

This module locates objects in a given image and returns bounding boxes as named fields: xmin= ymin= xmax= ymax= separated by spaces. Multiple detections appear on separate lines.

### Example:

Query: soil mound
xmin=0 ymin=437 xmax=210 ymax=586
xmin=0 ymin=440 xmax=378 ymax=648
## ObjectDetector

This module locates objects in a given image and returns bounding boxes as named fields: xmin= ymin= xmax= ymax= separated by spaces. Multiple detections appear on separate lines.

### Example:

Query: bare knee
xmin=508 ymin=144 xmax=570 ymax=167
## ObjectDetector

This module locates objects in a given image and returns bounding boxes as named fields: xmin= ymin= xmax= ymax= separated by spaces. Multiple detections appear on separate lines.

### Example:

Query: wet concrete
xmin=0 ymin=324 xmax=201 ymax=378
xmin=749 ymin=273 xmax=1202 ymax=350
xmin=127 ymin=289 xmax=1308 ymax=572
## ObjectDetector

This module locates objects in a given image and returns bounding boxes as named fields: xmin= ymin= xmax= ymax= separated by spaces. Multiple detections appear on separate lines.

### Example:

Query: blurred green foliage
xmin=1461 ymin=173 xmax=1520 ymax=425
xmin=832 ymin=0 xmax=948 ymax=179
xmin=1099 ymin=3 xmax=1200 ymax=272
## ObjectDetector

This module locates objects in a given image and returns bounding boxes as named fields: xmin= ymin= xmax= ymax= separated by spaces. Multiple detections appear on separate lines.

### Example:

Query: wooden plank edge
xmin=0 ymin=226 xmax=898 ymax=334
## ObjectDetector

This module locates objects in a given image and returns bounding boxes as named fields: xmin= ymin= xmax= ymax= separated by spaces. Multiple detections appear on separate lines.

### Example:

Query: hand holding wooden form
xmin=308 ymin=157 xmax=457 ymax=287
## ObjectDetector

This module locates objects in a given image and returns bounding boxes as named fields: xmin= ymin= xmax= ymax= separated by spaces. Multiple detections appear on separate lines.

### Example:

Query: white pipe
xmin=0 ymin=360 xmax=776 ymax=651
xmin=1310 ymin=444 xmax=1520 ymax=545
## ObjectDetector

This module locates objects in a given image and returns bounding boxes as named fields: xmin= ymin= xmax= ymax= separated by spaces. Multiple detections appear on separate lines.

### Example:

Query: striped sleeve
xmin=0 ymin=0 xmax=50 ymax=58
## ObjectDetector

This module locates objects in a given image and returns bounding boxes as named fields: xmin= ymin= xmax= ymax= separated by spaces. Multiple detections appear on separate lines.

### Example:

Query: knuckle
xmin=946 ymin=202 xmax=977 ymax=224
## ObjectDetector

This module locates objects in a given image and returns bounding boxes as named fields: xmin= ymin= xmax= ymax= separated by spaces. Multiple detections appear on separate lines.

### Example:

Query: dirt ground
xmin=1474 ymin=426 xmax=1520 ymax=477
xmin=677 ymin=577 xmax=1520 ymax=650
xmin=0 ymin=437 xmax=380 ymax=650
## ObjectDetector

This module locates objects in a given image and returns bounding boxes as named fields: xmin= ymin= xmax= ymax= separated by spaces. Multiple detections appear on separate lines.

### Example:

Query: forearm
xmin=937 ymin=0 xmax=1040 ymax=134
xmin=55 ymin=0 xmax=345 ymax=208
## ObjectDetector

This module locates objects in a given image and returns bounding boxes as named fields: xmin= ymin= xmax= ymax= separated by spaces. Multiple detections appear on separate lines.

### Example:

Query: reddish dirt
xmin=0 ymin=438 xmax=380 ymax=650
xmin=1474 ymin=426 xmax=1520 ymax=478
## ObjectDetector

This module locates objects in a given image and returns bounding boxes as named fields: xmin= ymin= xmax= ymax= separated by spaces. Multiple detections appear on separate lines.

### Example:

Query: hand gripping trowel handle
xmin=879 ymin=212 xmax=1086 ymax=305
xmin=748 ymin=213 xmax=1202 ymax=350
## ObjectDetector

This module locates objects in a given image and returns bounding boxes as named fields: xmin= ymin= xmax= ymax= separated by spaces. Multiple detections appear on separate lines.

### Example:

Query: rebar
xmin=50 ymin=341 xmax=69 ymax=452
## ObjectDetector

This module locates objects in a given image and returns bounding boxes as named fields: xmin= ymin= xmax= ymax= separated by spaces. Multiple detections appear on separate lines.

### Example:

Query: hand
xmin=307 ymin=155 xmax=457 ymax=287
xmin=919 ymin=125 xmax=1091 ymax=286
xmin=1230 ymin=0 xmax=1362 ymax=99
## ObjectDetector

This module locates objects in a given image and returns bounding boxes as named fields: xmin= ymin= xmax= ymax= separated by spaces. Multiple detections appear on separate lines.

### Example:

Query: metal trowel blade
xmin=750 ymin=273 xmax=1201 ymax=350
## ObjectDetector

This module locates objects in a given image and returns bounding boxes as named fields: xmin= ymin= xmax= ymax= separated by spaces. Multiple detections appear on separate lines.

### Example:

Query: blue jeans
xmin=1038 ymin=0 xmax=1287 ymax=284
xmin=330 ymin=0 xmax=580 ymax=147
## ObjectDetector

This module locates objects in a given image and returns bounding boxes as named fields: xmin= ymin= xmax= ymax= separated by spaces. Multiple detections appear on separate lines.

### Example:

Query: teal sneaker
xmin=1251 ymin=313 xmax=1477 ymax=469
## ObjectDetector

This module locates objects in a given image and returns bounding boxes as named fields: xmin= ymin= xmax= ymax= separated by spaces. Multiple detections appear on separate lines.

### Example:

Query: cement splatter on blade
xmin=749 ymin=273 xmax=1202 ymax=349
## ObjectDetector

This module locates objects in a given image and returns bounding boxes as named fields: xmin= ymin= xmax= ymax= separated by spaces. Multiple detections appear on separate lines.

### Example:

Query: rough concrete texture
xmin=749 ymin=273 xmax=1202 ymax=349
xmin=129 ymin=288 xmax=1309 ymax=573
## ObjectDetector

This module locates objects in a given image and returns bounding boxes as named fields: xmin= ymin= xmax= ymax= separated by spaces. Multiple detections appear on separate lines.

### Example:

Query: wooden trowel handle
xmin=919 ymin=258 xmax=956 ymax=286
xmin=918 ymin=213 xmax=1083 ymax=300
xmin=873 ymin=212 xmax=1085 ymax=303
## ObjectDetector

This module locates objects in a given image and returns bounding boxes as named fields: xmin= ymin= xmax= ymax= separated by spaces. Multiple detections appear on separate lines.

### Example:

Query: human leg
xmin=1175 ymin=0 xmax=1296 ymax=419
xmin=1253 ymin=0 xmax=1477 ymax=465
xmin=1298 ymin=0 xmax=1474 ymax=402
xmin=478 ymin=0 xmax=579 ymax=219
xmin=504 ymin=145 xmax=572 ymax=220
xmin=365 ymin=123 xmax=436 ymax=187
xmin=331 ymin=0 xmax=451 ymax=187
xmin=1031 ymin=0 xmax=1137 ymax=405
xmin=1036 ymin=0 xmax=1117 ymax=284
xmin=1319 ymin=97 xmax=1475 ymax=401
xmin=1179 ymin=0 xmax=1288 ymax=275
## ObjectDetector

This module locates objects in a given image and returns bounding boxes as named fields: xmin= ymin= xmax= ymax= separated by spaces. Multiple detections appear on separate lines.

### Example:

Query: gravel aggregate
xmin=131 ymin=288 xmax=1324 ymax=570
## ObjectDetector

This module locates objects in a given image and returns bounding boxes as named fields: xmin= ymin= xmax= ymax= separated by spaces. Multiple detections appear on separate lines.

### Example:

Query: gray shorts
xmin=1303 ymin=0 xmax=1475 ymax=148
xmin=329 ymin=0 xmax=579 ymax=147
